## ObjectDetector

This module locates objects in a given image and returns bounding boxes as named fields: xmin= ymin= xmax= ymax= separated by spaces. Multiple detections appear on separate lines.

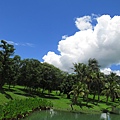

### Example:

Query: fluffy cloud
xmin=43 ymin=14 xmax=120 ymax=73
xmin=75 ymin=16 xmax=92 ymax=30
xmin=101 ymin=68 xmax=120 ymax=76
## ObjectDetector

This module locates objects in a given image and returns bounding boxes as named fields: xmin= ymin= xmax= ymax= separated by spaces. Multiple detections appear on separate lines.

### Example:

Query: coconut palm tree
xmin=88 ymin=58 xmax=100 ymax=72
xmin=87 ymin=58 xmax=102 ymax=102
xmin=72 ymin=63 xmax=90 ymax=104
xmin=69 ymin=81 xmax=88 ymax=104
xmin=102 ymin=72 xmax=120 ymax=102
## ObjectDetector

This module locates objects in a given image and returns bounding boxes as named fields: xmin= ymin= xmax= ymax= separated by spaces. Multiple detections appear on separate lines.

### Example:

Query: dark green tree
xmin=18 ymin=58 xmax=42 ymax=90
xmin=60 ymin=73 xmax=77 ymax=99
xmin=41 ymin=62 xmax=63 ymax=93
xmin=0 ymin=40 xmax=15 ymax=90
xmin=6 ymin=55 xmax=21 ymax=89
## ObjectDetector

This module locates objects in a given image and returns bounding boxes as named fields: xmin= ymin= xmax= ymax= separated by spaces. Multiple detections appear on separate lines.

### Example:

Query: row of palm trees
xmin=70 ymin=59 xmax=120 ymax=105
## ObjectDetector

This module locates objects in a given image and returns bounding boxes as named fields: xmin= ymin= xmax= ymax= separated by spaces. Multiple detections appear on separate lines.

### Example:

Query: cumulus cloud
xmin=43 ymin=14 xmax=120 ymax=73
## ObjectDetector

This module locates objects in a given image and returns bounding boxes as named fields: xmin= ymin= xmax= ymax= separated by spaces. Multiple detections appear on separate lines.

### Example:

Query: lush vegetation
xmin=0 ymin=97 xmax=53 ymax=120
xmin=0 ymin=40 xmax=120 ymax=119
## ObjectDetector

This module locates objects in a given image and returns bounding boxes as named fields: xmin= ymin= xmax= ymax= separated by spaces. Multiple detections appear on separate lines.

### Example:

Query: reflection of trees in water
xmin=50 ymin=108 xmax=55 ymax=118
xmin=75 ymin=113 xmax=78 ymax=119
xmin=100 ymin=113 xmax=110 ymax=120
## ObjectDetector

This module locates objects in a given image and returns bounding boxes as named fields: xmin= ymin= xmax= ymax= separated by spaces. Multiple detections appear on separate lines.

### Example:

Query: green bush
xmin=0 ymin=98 xmax=53 ymax=120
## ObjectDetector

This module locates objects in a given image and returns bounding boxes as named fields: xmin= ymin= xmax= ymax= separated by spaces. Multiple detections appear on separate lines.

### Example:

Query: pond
xmin=23 ymin=110 xmax=120 ymax=120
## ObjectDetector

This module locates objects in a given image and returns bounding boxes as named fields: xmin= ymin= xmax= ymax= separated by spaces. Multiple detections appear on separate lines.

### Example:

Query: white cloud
xmin=6 ymin=40 xmax=34 ymax=47
xmin=101 ymin=68 xmax=112 ymax=75
xmin=6 ymin=40 xmax=19 ymax=46
xmin=23 ymin=43 xmax=34 ymax=47
xmin=62 ymin=35 xmax=68 ymax=40
xmin=101 ymin=68 xmax=120 ymax=76
xmin=43 ymin=14 xmax=120 ymax=73
xmin=75 ymin=16 xmax=92 ymax=30
xmin=43 ymin=51 xmax=62 ymax=69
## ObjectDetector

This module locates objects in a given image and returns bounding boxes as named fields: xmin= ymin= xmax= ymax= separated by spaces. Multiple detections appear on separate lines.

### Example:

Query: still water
xmin=23 ymin=110 xmax=120 ymax=120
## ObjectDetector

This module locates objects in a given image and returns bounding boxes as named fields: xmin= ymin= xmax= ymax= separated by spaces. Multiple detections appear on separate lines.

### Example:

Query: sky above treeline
xmin=0 ymin=0 xmax=120 ymax=75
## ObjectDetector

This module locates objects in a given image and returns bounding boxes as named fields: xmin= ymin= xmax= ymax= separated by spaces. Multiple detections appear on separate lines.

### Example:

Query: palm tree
xmin=102 ymin=72 xmax=120 ymax=102
xmin=69 ymin=81 xmax=87 ymax=104
xmin=96 ymin=72 xmax=105 ymax=102
xmin=88 ymin=58 xmax=100 ymax=72
xmin=87 ymin=58 xmax=101 ymax=102
xmin=74 ymin=63 xmax=89 ymax=103
xmin=73 ymin=62 xmax=88 ymax=82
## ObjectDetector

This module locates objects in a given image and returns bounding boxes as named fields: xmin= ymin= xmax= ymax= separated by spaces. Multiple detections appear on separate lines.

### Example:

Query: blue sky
xmin=0 ymin=0 xmax=120 ymax=74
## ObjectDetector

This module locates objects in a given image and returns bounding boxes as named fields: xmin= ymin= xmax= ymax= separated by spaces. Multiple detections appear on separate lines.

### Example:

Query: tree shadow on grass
xmin=0 ymin=90 xmax=13 ymax=100
xmin=14 ymin=92 xmax=35 ymax=97
xmin=77 ymin=102 xmax=94 ymax=109
xmin=15 ymin=88 xmax=60 ymax=99
xmin=3 ymin=87 xmax=16 ymax=92
xmin=84 ymin=98 xmax=107 ymax=105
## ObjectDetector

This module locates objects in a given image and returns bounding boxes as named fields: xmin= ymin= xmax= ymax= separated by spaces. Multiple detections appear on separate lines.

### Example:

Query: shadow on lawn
xmin=3 ymin=87 xmax=16 ymax=92
xmin=76 ymin=102 xmax=94 ymax=109
xmin=14 ymin=88 xmax=60 ymax=99
xmin=0 ymin=90 xmax=13 ymax=100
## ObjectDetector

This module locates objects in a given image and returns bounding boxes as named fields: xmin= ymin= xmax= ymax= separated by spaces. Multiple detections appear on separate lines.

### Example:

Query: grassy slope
xmin=0 ymin=85 xmax=28 ymax=104
xmin=0 ymin=85 xmax=120 ymax=114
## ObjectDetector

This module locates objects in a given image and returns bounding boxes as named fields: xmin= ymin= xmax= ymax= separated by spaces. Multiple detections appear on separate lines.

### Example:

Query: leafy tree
xmin=6 ymin=55 xmax=21 ymax=89
xmin=41 ymin=62 xmax=64 ymax=93
xmin=0 ymin=40 xmax=15 ymax=90
xmin=18 ymin=58 xmax=42 ymax=90
xmin=60 ymin=73 xmax=77 ymax=99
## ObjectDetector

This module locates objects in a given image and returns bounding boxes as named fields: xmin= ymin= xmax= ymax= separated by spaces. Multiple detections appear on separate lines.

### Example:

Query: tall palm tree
xmin=72 ymin=63 xmax=89 ymax=104
xmin=102 ymin=72 xmax=120 ymax=102
xmin=88 ymin=58 xmax=101 ymax=102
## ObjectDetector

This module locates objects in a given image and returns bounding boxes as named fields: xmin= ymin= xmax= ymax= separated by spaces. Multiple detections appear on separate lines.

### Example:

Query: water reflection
xmin=50 ymin=108 xmax=55 ymax=117
xmin=75 ymin=113 xmax=78 ymax=119
xmin=23 ymin=110 xmax=120 ymax=120
xmin=100 ymin=112 xmax=111 ymax=120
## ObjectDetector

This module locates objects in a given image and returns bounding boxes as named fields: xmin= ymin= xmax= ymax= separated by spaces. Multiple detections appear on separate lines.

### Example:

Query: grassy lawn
xmin=0 ymin=85 xmax=28 ymax=104
xmin=0 ymin=85 xmax=120 ymax=114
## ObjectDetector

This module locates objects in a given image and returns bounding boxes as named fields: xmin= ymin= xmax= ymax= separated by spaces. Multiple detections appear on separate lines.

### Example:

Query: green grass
xmin=0 ymin=85 xmax=30 ymax=105
xmin=0 ymin=85 xmax=120 ymax=114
